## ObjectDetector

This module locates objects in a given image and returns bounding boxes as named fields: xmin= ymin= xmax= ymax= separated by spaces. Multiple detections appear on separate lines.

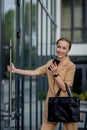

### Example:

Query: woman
xmin=7 ymin=38 xmax=78 ymax=130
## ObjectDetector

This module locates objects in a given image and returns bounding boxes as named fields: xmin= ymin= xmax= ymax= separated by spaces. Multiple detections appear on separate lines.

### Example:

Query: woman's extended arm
xmin=7 ymin=63 xmax=40 ymax=76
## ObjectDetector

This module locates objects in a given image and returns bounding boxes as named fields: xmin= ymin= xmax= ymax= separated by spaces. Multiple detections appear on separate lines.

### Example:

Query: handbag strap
xmin=65 ymin=83 xmax=72 ymax=97
xmin=56 ymin=83 xmax=72 ymax=97
xmin=56 ymin=88 xmax=61 ymax=96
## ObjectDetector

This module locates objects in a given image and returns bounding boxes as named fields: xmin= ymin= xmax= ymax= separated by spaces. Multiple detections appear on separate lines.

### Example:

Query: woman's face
xmin=56 ymin=40 xmax=70 ymax=60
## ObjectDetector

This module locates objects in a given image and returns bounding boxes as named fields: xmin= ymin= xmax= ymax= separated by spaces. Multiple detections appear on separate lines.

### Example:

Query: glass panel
xmin=24 ymin=0 xmax=37 ymax=69
xmin=61 ymin=0 xmax=71 ymax=28
xmin=42 ymin=10 xmax=46 ymax=55
xmin=4 ymin=0 xmax=15 ymax=62
xmin=61 ymin=30 xmax=71 ymax=40
xmin=4 ymin=2 xmax=15 ymax=76
xmin=73 ymin=30 xmax=82 ymax=42
xmin=86 ymin=69 xmax=87 ymax=85
xmin=84 ymin=30 xmax=87 ymax=41
xmin=85 ymin=1 xmax=87 ymax=28
xmin=4 ymin=0 xmax=16 ymax=128
xmin=24 ymin=0 xmax=30 ymax=68
xmin=47 ymin=18 xmax=51 ymax=55
xmin=5 ymin=0 xmax=15 ymax=13
xmin=73 ymin=0 xmax=82 ymax=28
xmin=83 ymin=68 xmax=87 ymax=92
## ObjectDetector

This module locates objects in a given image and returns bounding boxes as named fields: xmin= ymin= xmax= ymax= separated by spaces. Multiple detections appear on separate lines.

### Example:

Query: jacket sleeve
xmin=64 ymin=64 xmax=76 ymax=87
xmin=35 ymin=64 xmax=47 ymax=75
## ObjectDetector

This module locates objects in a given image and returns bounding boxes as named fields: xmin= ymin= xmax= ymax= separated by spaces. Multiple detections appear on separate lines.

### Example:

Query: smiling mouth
xmin=58 ymin=52 xmax=63 ymax=56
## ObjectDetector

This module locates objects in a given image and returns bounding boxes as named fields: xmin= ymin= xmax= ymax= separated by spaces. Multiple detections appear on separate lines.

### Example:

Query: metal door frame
xmin=0 ymin=0 xmax=5 ymax=129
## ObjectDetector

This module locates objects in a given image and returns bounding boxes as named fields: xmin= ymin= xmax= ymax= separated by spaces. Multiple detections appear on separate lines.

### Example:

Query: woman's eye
xmin=57 ymin=45 xmax=61 ymax=48
xmin=63 ymin=47 xmax=66 ymax=50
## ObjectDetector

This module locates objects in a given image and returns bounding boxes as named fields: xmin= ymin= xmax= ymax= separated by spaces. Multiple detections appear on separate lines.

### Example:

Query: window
xmin=61 ymin=0 xmax=87 ymax=43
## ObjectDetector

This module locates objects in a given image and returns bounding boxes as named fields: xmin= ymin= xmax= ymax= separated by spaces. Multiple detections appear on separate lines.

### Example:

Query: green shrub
xmin=72 ymin=91 xmax=87 ymax=101
xmin=84 ymin=91 xmax=87 ymax=100
xmin=80 ymin=93 xmax=85 ymax=100
xmin=38 ymin=92 xmax=47 ymax=100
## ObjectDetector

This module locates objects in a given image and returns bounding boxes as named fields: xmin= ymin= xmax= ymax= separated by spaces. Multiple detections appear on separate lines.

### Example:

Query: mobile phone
xmin=53 ymin=59 xmax=60 ymax=65
xmin=48 ymin=59 xmax=60 ymax=70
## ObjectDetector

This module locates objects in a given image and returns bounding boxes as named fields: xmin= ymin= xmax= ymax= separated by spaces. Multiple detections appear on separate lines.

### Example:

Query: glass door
xmin=73 ymin=64 xmax=87 ymax=94
xmin=2 ymin=0 xmax=17 ymax=129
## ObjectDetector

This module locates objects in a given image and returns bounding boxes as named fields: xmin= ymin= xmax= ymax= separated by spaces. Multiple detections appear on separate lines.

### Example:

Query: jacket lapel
xmin=58 ymin=56 xmax=70 ymax=72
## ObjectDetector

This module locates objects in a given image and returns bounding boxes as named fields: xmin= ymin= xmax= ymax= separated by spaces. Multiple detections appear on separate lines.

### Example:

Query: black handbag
xmin=48 ymin=83 xmax=80 ymax=122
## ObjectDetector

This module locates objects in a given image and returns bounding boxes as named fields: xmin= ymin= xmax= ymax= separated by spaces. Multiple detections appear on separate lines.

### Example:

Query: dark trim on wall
xmin=70 ymin=56 xmax=87 ymax=64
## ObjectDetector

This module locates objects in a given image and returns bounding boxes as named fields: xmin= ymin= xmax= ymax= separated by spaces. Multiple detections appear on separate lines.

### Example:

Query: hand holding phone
xmin=48 ymin=59 xmax=60 ymax=70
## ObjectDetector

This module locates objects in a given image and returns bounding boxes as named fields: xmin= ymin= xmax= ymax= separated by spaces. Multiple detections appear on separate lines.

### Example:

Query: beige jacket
xmin=36 ymin=56 xmax=76 ymax=123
